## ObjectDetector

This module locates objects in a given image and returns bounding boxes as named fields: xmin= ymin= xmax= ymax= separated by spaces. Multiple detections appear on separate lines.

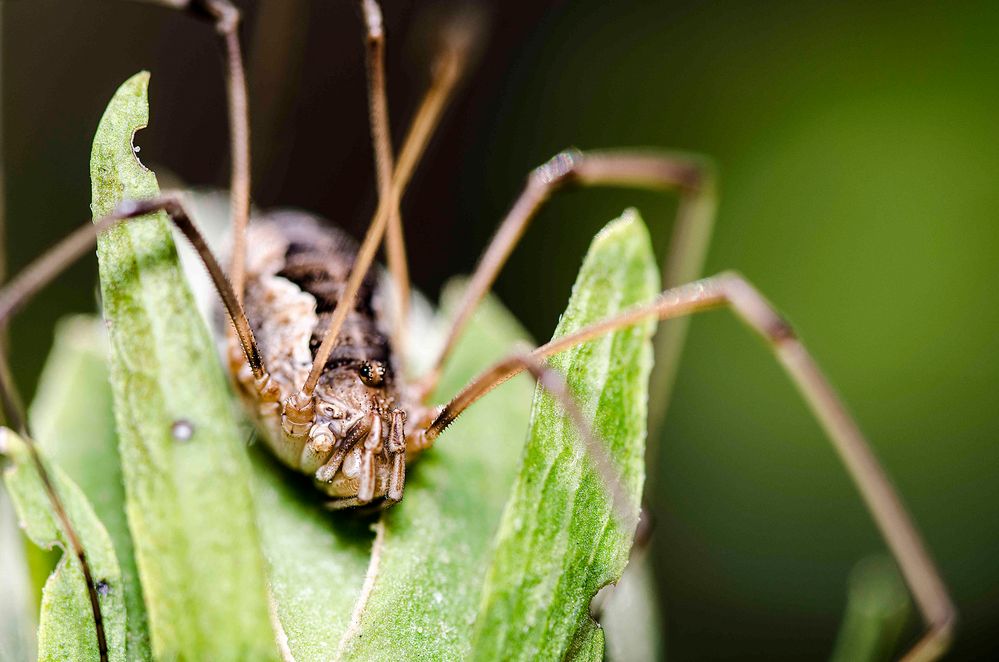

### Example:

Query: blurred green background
xmin=3 ymin=0 xmax=998 ymax=658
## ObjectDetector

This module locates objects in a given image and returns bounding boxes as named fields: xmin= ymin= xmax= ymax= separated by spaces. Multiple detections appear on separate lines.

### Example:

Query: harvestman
xmin=0 ymin=1 xmax=955 ymax=660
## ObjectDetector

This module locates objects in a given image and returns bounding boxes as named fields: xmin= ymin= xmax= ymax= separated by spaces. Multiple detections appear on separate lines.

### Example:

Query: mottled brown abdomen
xmin=273 ymin=213 xmax=395 ymax=381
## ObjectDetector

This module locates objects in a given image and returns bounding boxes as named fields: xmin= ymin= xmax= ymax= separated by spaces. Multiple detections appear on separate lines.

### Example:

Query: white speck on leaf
xmin=170 ymin=420 xmax=194 ymax=442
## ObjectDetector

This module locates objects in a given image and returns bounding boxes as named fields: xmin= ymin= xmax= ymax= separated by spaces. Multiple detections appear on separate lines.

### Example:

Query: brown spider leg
xmin=0 ymin=192 xmax=282 ymax=662
xmin=420 ymin=352 xmax=633 ymax=524
xmin=0 ymin=314 xmax=107 ymax=660
xmin=0 ymin=194 xmax=273 ymax=395
xmin=0 ymin=344 xmax=109 ymax=661
xmin=0 ymin=352 xmax=25 ymax=435
xmin=0 ymin=193 xmax=275 ymax=403
xmin=0 ymin=7 xmax=252 ymax=658
xmin=283 ymin=22 xmax=474 ymax=428
xmin=0 ymin=5 xmax=252 ymax=662
xmin=427 ymin=272 xmax=955 ymax=661
xmin=417 ymin=149 xmax=716 ymax=401
xmin=0 ymin=428 xmax=109 ymax=662
xmin=360 ymin=0 xmax=410 ymax=355
xmin=188 ymin=0 xmax=253 ymax=303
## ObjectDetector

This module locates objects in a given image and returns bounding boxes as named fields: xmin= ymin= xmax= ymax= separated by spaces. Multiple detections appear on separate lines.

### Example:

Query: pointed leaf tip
xmin=473 ymin=209 xmax=660 ymax=659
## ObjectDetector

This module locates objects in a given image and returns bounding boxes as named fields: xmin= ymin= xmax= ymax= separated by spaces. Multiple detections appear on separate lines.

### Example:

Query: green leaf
xmin=20 ymin=500 xmax=59 ymax=614
xmin=249 ymin=449 xmax=373 ymax=659
xmin=831 ymin=555 xmax=911 ymax=662
xmin=565 ymin=622 xmax=605 ymax=662
xmin=90 ymin=72 xmax=277 ymax=660
xmin=1 ymin=430 xmax=126 ymax=661
xmin=253 ymin=281 xmax=535 ymax=660
xmin=334 ymin=285 xmax=536 ymax=660
xmin=472 ymin=209 xmax=659 ymax=660
xmin=84 ymin=78 xmax=656 ymax=660
xmin=29 ymin=315 xmax=151 ymax=660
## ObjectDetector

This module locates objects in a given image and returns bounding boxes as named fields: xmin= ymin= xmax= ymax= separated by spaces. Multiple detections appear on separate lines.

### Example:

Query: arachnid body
xmin=231 ymin=213 xmax=424 ymax=506
xmin=0 ymin=1 xmax=959 ymax=660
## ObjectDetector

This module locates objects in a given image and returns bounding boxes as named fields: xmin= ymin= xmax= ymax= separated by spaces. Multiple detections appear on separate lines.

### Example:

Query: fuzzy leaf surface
xmin=253 ymin=282 xmax=534 ymax=660
xmin=333 ymin=286 xmax=536 ymax=660
xmin=249 ymin=449 xmax=373 ymax=660
xmin=30 ymin=315 xmax=151 ymax=660
xmin=90 ymin=72 xmax=277 ymax=660
xmin=1 ymin=430 xmax=126 ymax=661
xmin=472 ymin=210 xmax=659 ymax=660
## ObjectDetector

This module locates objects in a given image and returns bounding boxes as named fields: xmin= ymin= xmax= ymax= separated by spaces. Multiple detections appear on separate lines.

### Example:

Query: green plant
xmin=2 ymin=73 xmax=654 ymax=661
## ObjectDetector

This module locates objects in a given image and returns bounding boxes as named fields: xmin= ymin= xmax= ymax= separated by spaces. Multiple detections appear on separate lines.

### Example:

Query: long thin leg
xmin=191 ymin=0 xmax=253 ymax=303
xmin=647 ymin=161 xmax=716 ymax=437
xmin=0 ymin=352 xmax=25 ymax=435
xmin=0 ymin=428 xmax=109 ymax=661
xmin=360 ymin=0 xmax=410 ymax=354
xmin=0 ymin=192 xmax=275 ymax=662
xmin=427 ymin=272 xmax=955 ymax=661
xmin=284 ymin=21 xmax=475 ymax=423
xmin=0 ymin=195 xmax=268 ymax=385
xmin=0 ymin=7 xmax=250 ymax=659
xmin=417 ymin=149 xmax=716 ymax=400
xmin=416 ymin=351 xmax=632 ymax=523
xmin=0 ymin=311 xmax=108 ymax=661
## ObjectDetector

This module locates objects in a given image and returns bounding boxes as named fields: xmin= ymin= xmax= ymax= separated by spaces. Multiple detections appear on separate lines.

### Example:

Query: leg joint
xmin=361 ymin=0 xmax=386 ymax=42
xmin=670 ymin=155 xmax=716 ymax=194
xmin=190 ymin=0 xmax=241 ymax=34
xmin=529 ymin=148 xmax=585 ymax=190
xmin=762 ymin=312 xmax=797 ymax=345
xmin=114 ymin=193 xmax=181 ymax=221
xmin=715 ymin=272 xmax=798 ymax=345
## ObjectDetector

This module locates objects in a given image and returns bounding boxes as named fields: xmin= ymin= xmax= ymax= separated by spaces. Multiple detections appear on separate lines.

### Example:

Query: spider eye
xmin=358 ymin=361 xmax=385 ymax=386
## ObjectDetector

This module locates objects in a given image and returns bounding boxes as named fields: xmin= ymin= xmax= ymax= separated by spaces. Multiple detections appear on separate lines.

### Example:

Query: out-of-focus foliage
xmin=29 ymin=316 xmax=151 ymax=659
xmin=831 ymin=556 xmax=910 ymax=662
xmin=1 ymin=430 xmax=127 ymax=661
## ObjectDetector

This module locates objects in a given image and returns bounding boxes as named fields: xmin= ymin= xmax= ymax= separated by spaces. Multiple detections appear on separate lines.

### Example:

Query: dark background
xmin=4 ymin=0 xmax=999 ymax=658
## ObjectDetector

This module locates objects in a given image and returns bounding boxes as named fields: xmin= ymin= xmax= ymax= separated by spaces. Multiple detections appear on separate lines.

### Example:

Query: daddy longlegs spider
xmin=0 ymin=1 xmax=955 ymax=660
